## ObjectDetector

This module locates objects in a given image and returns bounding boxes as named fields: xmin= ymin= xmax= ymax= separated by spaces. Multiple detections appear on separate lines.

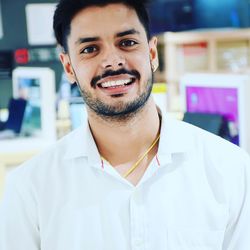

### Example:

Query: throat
xmin=100 ymin=127 xmax=161 ymax=183
xmin=103 ymin=145 xmax=159 ymax=186
xmin=89 ymin=100 xmax=162 ymax=184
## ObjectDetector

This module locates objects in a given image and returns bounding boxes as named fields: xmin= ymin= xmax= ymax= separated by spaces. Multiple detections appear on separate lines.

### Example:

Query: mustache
xmin=91 ymin=68 xmax=141 ymax=88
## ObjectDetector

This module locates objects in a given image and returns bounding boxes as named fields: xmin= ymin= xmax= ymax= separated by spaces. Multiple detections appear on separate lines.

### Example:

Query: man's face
xmin=60 ymin=3 xmax=158 ymax=120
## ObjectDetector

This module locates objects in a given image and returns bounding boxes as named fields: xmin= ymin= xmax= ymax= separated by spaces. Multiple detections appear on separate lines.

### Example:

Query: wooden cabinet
xmin=155 ymin=28 xmax=250 ymax=111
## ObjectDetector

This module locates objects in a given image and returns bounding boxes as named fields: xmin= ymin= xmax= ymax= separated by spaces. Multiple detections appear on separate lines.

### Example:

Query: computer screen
xmin=16 ymin=77 xmax=42 ymax=136
xmin=185 ymin=86 xmax=239 ymax=145
xmin=12 ymin=67 xmax=56 ymax=141
xmin=181 ymin=73 xmax=250 ymax=153
xmin=149 ymin=0 xmax=246 ymax=34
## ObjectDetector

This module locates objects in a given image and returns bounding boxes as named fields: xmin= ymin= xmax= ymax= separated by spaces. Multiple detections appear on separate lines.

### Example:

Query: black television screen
xmin=148 ymin=0 xmax=249 ymax=34
xmin=194 ymin=0 xmax=246 ymax=29
xmin=149 ymin=0 xmax=194 ymax=33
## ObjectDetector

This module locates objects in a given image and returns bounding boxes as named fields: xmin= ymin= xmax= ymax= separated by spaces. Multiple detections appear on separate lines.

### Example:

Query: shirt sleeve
xmin=0 ymin=171 xmax=40 ymax=250
xmin=222 ymin=151 xmax=250 ymax=250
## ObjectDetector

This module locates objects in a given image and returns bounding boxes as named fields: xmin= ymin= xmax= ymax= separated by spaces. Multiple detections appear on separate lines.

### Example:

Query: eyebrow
xmin=75 ymin=29 xmax=140 ymax=46
xmin=75 ymin=37 xmax=100 ymax=45
xmin=116 ymin=29 xmax=140 ymax=37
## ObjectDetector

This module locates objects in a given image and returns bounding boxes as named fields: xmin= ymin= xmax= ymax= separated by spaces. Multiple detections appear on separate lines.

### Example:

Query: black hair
xmin=53 ymin=0 xmax=151 ymax=52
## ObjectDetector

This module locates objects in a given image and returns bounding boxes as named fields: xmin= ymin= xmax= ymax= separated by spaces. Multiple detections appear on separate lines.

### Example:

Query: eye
xmin=120 ymin=39 xmax=138 ymax=47
xmin=81 ymin=45 xmax=98 ymax=54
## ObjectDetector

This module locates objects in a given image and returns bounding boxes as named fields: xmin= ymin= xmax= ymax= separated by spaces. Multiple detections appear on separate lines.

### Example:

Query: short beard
xmin=78 ymin=76 xmax=153 ymax=123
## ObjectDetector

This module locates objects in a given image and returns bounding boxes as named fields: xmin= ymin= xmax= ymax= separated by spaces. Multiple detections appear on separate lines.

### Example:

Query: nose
xmin=101 ymin=46 xmax=125 ymax=70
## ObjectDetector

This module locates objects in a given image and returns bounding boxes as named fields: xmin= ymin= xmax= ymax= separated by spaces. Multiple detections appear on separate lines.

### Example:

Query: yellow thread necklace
xmin=101 ymin=133 xmax=160 ymax=178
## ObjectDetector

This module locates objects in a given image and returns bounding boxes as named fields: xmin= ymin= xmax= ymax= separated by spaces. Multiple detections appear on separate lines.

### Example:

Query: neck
xmin=87 ymin=97 xmax=160 ymax=166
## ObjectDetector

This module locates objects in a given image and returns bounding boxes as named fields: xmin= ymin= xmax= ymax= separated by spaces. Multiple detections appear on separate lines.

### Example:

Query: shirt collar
xmin=64 ymin=119 xmax=101 ymax=165
xmin=64 ymin=107 xmax=190 ymax=165
xmin=158 ymin=112 xmax=190 ymax=154
xmin=157 ymin=109 xmax=190 ymax=165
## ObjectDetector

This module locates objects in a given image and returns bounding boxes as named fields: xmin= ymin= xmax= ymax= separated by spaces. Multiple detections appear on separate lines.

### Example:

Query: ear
xmin=59 ymin=52 xmax=76 ymax=84
xmin=149 ymin=36 xmax=159 ymax=72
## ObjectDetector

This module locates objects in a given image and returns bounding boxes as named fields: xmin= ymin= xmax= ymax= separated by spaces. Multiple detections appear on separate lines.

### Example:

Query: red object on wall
xmin=15 ymin=49 xmax=29 ymax=64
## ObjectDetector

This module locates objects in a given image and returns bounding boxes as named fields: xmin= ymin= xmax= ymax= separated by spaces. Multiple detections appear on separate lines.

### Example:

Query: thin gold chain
xmin=123 ymin=134 xmax=160 ymax=178
xmin=101 ymin=134 xmax=160 ymax=178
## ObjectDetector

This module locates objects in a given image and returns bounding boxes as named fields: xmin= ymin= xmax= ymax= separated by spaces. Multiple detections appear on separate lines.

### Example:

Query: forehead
xmin=69 ymin=3 xmax=146 ymax=40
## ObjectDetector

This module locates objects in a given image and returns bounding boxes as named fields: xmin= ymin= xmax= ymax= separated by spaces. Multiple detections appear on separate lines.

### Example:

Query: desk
xmin=0 ymin=137 xmax=54 ymax=198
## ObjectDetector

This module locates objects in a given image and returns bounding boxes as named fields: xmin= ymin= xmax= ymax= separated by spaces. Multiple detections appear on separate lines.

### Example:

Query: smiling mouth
xmin=97 ymin=78 xmax=136 ymax=89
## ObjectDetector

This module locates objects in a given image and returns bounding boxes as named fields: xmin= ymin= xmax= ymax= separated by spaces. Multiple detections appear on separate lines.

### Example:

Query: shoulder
xmin=163 ymin=115 xmax=250 ymax=172
xmin=5 ymin=126 xmax=86 ymax=189
xmin=167 ymin=117 xmax=250 ymax=206
xmin=171 ymin=117 xmax=250 ymax=179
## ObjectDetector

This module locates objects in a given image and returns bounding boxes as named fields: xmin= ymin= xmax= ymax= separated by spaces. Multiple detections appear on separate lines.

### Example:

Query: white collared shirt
xmin=0 ymin=112 xmax=250 ymax=250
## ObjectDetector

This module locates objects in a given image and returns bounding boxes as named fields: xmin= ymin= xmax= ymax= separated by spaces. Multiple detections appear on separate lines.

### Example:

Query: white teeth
xmin=101 ymin=79 xmax=131 ymax=88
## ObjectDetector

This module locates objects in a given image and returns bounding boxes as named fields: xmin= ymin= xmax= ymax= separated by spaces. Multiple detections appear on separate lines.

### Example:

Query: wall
xmin=0 ymin=0 xmax=61 ymax=109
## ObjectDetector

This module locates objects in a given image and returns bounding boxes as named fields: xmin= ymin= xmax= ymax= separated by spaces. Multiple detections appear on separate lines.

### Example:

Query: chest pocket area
xmin=167 ymin=228 xmax=224 ymax=250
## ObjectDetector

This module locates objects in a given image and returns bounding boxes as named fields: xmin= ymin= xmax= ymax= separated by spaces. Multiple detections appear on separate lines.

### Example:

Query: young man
xmin=1 ymin=0 xmax=250 ymax=249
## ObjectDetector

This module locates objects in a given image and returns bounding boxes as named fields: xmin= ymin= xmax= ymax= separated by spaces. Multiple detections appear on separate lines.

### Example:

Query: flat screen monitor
xmin=186 ymin=86 xmax=239 ymax=145
xmin=12 ymin=67 xmax=56 ymax=141
xmin=181 ymin=73 xmax=250 ymax=154
xmin=15 ymin=77 xmax=41 ymax=136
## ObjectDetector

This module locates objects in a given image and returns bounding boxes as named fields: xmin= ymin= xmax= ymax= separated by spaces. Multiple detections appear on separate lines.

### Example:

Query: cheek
xmin=128 ymin=52 xmax=151 ymax=73
xmin=74 ymin=64 xmax=93 ymax=83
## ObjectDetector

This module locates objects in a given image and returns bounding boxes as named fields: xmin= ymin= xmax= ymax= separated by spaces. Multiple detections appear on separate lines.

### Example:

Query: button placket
xmin=130 ymin=189 xmax=146 ymax=250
